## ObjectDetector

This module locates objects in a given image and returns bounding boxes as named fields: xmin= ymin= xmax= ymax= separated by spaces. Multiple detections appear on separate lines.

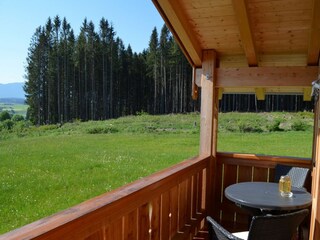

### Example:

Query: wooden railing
xmin=0 ymin=156 xmax=210 ymax=240
xmin=0 ymin=153 xmax=312 ymax=240
xmin=212 ymin=152 xmax=312 ymax=232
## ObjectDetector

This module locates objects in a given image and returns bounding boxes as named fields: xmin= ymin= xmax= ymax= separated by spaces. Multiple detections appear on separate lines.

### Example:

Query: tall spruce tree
xmin=25 ymin=27 xmax=43 ymax=124
xmin=147 ymin=27 xmax=159 ymax=114
xmin=99 ymin=18 xmax=109 ymax=119
xmin=159 ymin=25 xmax=171 ymax=113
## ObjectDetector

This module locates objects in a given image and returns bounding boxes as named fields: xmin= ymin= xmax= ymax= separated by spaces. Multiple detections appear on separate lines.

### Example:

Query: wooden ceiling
xmin=152 ymin=0 xmax=320 ymax=98
xmin=152 ymin=0 xmax=320 ymax=68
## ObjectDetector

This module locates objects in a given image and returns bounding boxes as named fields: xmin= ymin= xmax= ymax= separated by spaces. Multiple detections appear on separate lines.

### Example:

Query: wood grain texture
xmin=199 ymin=50 xmax=216 ymax=156
xmin=307 ymin=0 xmax=320 ymax=65
xmin=153 ymin=0 xmax=315 ymax=68
xmin=216 ymin=66 xmax=318 ymax=88
xmin=309 ymin=62 xmax=320 ymax=240
xmin=232 ymin=0 xmax=258 ymax=66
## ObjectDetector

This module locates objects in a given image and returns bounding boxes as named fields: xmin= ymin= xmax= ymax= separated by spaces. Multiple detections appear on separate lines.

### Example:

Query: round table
xmin=225 ymin=182 xmax=312 ymax=212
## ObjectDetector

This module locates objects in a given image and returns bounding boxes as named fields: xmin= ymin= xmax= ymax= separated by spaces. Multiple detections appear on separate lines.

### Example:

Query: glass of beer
xmin=279 ymin=175 xmax=293 ymax=197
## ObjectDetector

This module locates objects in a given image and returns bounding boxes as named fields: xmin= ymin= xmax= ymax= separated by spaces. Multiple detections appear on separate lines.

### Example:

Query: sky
xmin=0 ymin=0 xmax=164 ymax=84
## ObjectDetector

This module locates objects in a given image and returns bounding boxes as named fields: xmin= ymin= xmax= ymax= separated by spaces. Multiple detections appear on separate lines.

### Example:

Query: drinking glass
xmin=279 ymin=175 xmax=293 ymax=197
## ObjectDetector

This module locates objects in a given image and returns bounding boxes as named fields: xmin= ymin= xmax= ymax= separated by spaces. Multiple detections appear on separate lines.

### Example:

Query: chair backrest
xmin=274 ymin=164 xmax=310 ymax=189
xmin=247 ymin=209 xmax=309 ymax=240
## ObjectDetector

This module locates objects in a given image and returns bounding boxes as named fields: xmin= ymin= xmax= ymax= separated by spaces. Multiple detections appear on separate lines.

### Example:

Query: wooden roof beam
xmin=216 ymin=66 xmax=318 ymax=88
xmin=232 ymin=0 xmax=258 ymax=66
xmin=307 ymin=0 xmax=320 ymax=65
xmin=152 ymin=0 xmax=202 ymax=67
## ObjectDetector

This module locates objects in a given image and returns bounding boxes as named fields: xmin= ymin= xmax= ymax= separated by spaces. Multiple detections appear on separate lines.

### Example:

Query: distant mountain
xmin=0 ymin=82 xmax=25 ymax=99
xmin=0 ymin=98 xmax=25 ymax=104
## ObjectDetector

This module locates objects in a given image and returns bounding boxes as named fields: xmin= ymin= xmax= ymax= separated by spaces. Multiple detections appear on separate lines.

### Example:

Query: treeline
xmin=220 ymin=94 xmax=313 ymax=112
xmin=25 ymin=16 xmax=198 ymax=125
xmin=24 ymin=16 xmax=313 ymax=125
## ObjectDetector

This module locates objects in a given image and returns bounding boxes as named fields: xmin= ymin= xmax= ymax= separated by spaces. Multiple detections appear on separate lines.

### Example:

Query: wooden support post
xmin=309 ymin=63 xmax=320 ymax=240
xmin=199 ymin=50 xmax=219 ymax=218
xmin=310 ymin=98 xmax=320 ymax=240
xmin=199 ymin=50 xmax=218 ymax=156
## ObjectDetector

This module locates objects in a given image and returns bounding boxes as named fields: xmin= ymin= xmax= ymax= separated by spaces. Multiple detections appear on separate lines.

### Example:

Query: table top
xmin=225 ymin=182 xmax=312 ymax=211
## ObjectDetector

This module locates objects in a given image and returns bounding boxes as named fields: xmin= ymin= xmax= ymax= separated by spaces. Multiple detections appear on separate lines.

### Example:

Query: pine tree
xmin=44 ymin=17 xmax=54 ymax=124
xmin=147 ymin=27 xmax=159 ymax=114
xmin=159 ymin=24 xmax=171 ymax=113
xmin=68 ymin=29 xmax=76 ymax=120
xmin=99 ymin=18 xmax=109 ymax=119
xmin=60 ymin=17 xmax=72 ymax=122
xmin=25 ymin=27 xmax=48 ymax=125
xmin=86 ymin=21 xmax=97 ymax=120
xmin=53 ymin=15 xmax=62 ymax=123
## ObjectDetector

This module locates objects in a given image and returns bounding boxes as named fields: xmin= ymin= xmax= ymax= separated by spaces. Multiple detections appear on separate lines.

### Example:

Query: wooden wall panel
xmin=150 ymin=197 xmax=161 ymax=240
xmin=169 ymin=186 xmax=179 ymax=238
xmin=197 ymin=171 xmax=204 ymax=212
xmin=221 ymin=164 xmax=237 ymax=223
xmin=269 ymin=168 xmax=275 ymax=181
xmin=213 ymin=161 xmax=223 ymax=220
xmin=186 ymin=178 xmax=192 ymax=225
xmin=124 ymin=210 xmax=138 ymax=240
xmin=253 ymin=167 xmax=269 ymax=182
xmin=84 ymin=230 xmax=104 ymax=240
xmin=178 ymin=180 xmax=188 ymax=230
xmin=238 ymin=166 xmax=253 ymax=182
xmin=105 ymin=218 xmax=122 ymax=240
xmin=161 ymin=192 xmax=170 ymax=240
xmin=138 ymin=203 xmax=150 ymax=240
xmin=191 ymin=174 xmax=198 ymax=219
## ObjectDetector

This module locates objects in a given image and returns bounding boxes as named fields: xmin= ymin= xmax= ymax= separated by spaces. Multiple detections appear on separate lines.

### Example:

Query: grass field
xmin=0 ymin=102 xmax=28 ymax=116
xmin=218 ymin=131 xmax=312 ymax=157
xmin=0 ymin=112 xmax=314 ymax=234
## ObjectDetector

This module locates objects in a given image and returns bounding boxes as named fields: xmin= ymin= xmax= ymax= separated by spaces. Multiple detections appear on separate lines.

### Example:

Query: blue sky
xmin=0 ymin=0 xmax=164 ymax=84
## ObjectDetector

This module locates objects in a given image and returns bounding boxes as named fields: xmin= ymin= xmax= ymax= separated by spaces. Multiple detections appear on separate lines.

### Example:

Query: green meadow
xmin=0 ymin=102 xmax=28 ymax=117
xmin=0 ymin=112 xmax=314 ymax=234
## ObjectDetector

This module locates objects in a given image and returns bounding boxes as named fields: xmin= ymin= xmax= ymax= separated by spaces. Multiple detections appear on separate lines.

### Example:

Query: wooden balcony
xmin=0 ymin=152 xmax=312 ymax=240
xmin=1 ymin=1 xmax=319 ymax=238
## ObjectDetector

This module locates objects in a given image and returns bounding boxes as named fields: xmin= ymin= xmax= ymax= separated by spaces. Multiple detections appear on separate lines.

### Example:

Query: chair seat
xmin=233 ymin=231 xmax=248 ymax=239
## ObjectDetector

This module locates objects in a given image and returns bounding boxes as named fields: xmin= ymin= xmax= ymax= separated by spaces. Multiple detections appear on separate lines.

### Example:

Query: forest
xmin=24 ymin=16 xmax=313 ymax=125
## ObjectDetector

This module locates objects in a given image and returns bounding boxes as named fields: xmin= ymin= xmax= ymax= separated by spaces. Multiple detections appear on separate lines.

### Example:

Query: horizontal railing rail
xmin=0 ymin=156 xmax=210 ymax=240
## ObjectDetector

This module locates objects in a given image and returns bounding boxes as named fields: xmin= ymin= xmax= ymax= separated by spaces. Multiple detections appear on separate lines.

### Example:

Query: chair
xmin=206 ymin=209 xmax=309 ymax=240
xmin=274 ymin=164 xmax=310 ymax=189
